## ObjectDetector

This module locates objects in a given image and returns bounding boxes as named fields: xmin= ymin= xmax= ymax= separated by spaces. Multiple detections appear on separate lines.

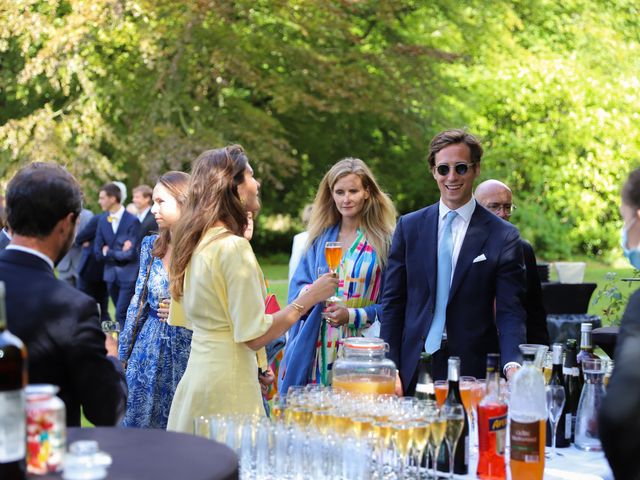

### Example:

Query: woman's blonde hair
xmin=306 ymin=158 xmax=396 ymax=266
xmin=170 ymin=145 xmax=249 ymax=299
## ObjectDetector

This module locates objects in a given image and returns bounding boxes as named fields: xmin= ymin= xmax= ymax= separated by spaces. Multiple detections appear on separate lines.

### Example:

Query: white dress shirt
xmin=108 ymin=206 xmax=125 ymax=234
xmin=6 ymin=245 xmax=54 ymax=270
xmin=437 ymin=197 xmax=476 ymax=283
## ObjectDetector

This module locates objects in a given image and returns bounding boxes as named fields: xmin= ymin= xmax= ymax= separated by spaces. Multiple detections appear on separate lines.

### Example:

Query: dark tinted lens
xmin=436 ymin=165 xmax=450 ymax=176
xmin=454 ymin=163 xmax=470 ymax=175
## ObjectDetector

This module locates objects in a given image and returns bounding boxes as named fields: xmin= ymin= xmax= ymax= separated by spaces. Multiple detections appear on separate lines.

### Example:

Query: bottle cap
xmin=565 ymin=338 xmax=577 ymax=350
xmin=486 ymin=353 xmax=500 ymax=372
xmin=581 ymin=322 xmax=592 ymax=332
xmin=552 ymin=343 xmax=563 ymax=363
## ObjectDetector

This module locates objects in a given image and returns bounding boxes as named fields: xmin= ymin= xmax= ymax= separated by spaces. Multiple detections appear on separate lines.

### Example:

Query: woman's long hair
xmin=170 ymin=145 xmax=249 ymax=299
xmin=306 ymin=158 xmax=397 ymax=266
xmin=151 ymin=171 xmax=190 ymax=259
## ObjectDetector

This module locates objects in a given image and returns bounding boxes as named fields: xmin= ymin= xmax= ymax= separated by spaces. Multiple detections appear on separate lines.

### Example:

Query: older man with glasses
xmin=475 ymin=179 xmax=550 ymax=346
xmin=381 ymin=129 xmax=527 ymax=395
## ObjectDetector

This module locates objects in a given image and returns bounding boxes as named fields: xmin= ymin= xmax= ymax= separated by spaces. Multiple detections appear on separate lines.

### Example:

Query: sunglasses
xmin=434 ymin=162 xmax=475 ymax=176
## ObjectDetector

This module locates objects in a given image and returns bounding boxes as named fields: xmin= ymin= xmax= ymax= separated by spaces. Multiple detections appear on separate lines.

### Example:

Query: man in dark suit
xmin=380 ymin=129 xmax=527 ymax=394
xmin=132 ymin=184 xmax=158 ymax=240
xmin=94 ymin=183 xmax=141 ymax=330
xmin=0 ymin=162 xmax=126 ymax=426
xmin=75 ymin=212 xmax=111 ymax=322
xmin=475 ymin=179 xmax=550 ymax=346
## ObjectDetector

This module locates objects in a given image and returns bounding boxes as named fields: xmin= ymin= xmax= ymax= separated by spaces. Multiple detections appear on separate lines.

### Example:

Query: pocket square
xmin=473 ymin=254 xmax=487 ymax=263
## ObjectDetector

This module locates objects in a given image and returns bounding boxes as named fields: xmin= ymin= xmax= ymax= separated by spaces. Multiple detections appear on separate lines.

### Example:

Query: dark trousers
xmin=78 ymin=277 xmax=111 ymax=323
xmin=107 ymin=281 xmax=136 ymax=330
xmin=406 ymin=340 xmax=450 ymax=396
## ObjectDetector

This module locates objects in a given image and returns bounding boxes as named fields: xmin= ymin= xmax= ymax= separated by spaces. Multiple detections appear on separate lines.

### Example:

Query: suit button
xmin=420 ymin=335 xmax=426 ymax=341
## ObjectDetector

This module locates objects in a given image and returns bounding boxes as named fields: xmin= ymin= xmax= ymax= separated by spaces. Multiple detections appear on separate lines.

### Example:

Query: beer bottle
xmin=414 ymin=353 xmax=436 ymax=401
xmin=437 ymin=356 xmax=469 ymax=475
xmin=477 ymin=353 xmax=507 ymax=479
xmin=546 ymin=343 xmax=570 ymax=447
xmin=563 ymin=339 xmax=581 ymax=443
xmin=0 ymin=281 xmax=28 ymax=480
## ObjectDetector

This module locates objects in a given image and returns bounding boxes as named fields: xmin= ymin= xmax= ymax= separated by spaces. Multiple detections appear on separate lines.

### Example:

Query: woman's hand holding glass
xmin=306 ymin=272 xmax=340 ymax=307
xmin=323 ymin=303 xmax=349 ymax=328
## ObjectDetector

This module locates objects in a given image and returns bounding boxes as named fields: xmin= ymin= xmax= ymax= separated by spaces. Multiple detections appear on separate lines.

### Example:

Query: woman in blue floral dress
xmin=119 ymin=171 xmax=193 ymax=428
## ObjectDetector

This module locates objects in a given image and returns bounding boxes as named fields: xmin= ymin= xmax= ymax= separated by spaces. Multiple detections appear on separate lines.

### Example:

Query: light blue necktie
xmin=425 ymin=210 xmax=457 ymax=354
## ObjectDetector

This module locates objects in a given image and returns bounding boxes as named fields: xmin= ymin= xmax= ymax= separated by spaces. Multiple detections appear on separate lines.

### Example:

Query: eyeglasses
xmin=486 ymin=203 xmax=517 ymax=215
xmin=434 ymin=163 xmax=475 ymax=176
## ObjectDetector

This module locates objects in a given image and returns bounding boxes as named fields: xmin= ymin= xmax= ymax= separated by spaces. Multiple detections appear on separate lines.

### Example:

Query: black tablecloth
xmin=32 ymin=427 xmax=238 ymax=480
xmin=547 ymin=314 xmax=602 ymax=345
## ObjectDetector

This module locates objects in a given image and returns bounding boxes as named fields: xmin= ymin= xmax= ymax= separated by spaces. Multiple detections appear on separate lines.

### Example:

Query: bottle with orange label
xmin=509 ymin=347 xmax=547 ymax=480
xmin=477 ymin=353 xmax=507 ymax=479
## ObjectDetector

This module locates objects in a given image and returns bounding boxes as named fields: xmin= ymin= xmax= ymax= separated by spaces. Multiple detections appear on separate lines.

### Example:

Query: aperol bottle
xmin=477 ymin=353 xmax=507 ymax=479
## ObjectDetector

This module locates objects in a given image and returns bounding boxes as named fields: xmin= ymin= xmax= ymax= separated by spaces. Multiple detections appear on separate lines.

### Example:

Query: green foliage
xmin=1 ymin=0 xmax=639 ymax=258
xmin=592 ymin=270 xmax=640 ymax=326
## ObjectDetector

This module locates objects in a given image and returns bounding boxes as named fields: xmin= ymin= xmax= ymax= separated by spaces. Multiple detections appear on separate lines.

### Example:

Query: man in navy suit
xmin=75 ymin=212 xmax=110 ymax=322
xmin=380 ymin=129 xmax=527 ymax=394
xmin=475 ymin=179 xmax=550 ymax=346
xmin=94 ymin=182 xmax=141 ymax=329
xmin=0 ymin=162 xmax=126 ymax=426
xmin=132 ymin=184 xmax=158 ymax=241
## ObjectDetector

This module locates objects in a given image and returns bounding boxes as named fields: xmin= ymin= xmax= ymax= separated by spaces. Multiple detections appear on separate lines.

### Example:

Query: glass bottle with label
xmin=509 ymin=346 xmax=546 ymax=480
xmin=563 ymin=339 xmax=581 ymax=443
xmin=477 ymin=353 xmax=507 ymax=479
xmin=546 ymin=343 xmax=570 ymax=448
xmin=0 ymin=281 xmax=28 ymax=480
xmin=414 ymin=353 xmax=436 ymax=401
xmin=576 ymin=322 xmax=598 ymax=389
xmin=437 ymin=356 xmax=469 ymax=475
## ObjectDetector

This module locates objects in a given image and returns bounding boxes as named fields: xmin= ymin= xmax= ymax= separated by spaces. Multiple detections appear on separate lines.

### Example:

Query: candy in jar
xmin=26 ymin=384 xmax=66 ymax=474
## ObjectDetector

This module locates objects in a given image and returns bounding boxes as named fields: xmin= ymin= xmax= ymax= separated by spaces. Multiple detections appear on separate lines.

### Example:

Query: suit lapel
xmin=101 ymin=213 xmax=116 ymax=245
xmin=449 ymin=205 xmax=490 ymax=301
xmin=114 ymin=211 xmax=130 ymax=237
xmin=421 ymin=206 xmax=439 ymax=296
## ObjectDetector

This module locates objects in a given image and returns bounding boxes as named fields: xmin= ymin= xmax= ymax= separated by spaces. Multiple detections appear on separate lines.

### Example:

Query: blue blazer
xmin=75 ymin=213 xmax=103 ymax=282
xmin=94 ymin=211 xmax=141 ymax=284
xmin=380 ymin=202 xmax=526 ymax=388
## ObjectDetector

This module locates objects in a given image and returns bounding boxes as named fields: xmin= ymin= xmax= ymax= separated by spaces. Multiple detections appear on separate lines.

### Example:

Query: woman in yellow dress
xmin=166 ymin=145 xmax=337 ymax=432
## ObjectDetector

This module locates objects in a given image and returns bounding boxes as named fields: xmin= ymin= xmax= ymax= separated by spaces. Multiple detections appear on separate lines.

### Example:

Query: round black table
xmin=33 ymin=427 xmax=238 ymax=480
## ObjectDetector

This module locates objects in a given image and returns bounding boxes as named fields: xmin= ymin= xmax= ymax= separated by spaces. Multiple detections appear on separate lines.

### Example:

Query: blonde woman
xmin=281 ymin=158 xmax=396 ymax=392
xmin=166 ymin=146 xmax=337 ymax=431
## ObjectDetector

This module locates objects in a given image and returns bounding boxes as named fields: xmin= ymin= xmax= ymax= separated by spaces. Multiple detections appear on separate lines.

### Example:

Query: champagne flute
xmin=324 ymin=241 xmax=342 ymax=300
xmin=546 ymin=384 xmax=566 ymax=459
xmin=443 ymin=404 xmax=465 ymax=478
xmin=428 ymin=407 xmax=446 ymax=480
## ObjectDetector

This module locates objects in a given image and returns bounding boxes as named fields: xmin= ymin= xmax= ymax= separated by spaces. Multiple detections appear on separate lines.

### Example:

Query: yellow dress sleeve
xmin=168 ymin=297 xmax=193 ymax=330
xmin=220 ymin=237 xmax=273 ymax=343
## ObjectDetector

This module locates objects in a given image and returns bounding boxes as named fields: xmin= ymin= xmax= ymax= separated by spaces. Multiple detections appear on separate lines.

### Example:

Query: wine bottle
xmin=576 ymin=322 xmax=597 ymax=390
xmin=563 ymin=339 xmax=581 ymax=444
xmin=546 ymin=343 xmax=570 ymax=447
xmin=477 ymin=353 xmax=507 ymax=479
xmin=0 ymin=281 xmax=28 ymax=480
xmin=414 ymin=352 xmax=436 ymax=401
xmin=437 ymin=356 xmax=469 ymax=475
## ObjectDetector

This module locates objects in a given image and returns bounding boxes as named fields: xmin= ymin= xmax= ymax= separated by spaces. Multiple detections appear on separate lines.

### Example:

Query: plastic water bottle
xmin=509 ymin=347 xmax=547 ymax=480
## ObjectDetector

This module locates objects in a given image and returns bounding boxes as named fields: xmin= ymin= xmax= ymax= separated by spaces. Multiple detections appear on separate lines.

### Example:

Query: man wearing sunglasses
xmin=381 ymin=129 xmax=527 ymax=394
xmin=475 ymin=179 xmax=550 ymax=346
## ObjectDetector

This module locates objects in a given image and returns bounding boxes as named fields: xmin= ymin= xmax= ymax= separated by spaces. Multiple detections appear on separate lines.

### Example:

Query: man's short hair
xmin=623 ymin=167 xmax=640 ymax=210
xmin=100 ymin=183 xmax=122 ymax=203
xmin=133 ymin=184 xmax=153 ymax=200
xmin=427 ymin=129 xmax=484 ymax=168
xmin=6 ymin=162 xmax=82 ymax=237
